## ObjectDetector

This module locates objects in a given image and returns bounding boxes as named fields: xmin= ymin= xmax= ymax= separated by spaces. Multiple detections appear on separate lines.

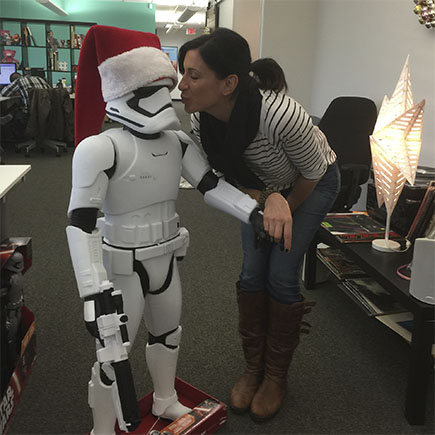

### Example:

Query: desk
xmin=1 ymin=165 xmax=31 ymax=242
xmin=304 ymin=228 xmax=434 ymax=425
xmin=0 ymin=95 xmax=20 ymax=102
xmin=0 ymin=95 xmax=20 ymax=109
xmin=0 ymin=95 xmax=20 ymax=125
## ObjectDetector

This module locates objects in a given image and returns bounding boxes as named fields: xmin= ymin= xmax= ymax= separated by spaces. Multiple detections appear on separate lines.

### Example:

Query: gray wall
xmin=260 ymin=0 xmax=435 ymax=167
xmin=218 ymin=0 xmax=261 ymax=59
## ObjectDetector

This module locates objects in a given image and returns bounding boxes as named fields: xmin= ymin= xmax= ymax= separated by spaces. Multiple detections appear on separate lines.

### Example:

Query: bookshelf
xmin=0 ymin=18 xmax=95 ymax=90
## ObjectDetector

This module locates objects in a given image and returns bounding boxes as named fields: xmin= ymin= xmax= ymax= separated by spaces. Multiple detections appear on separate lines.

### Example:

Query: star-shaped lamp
xmin=370 ymin=55 xmax=425 ymax=252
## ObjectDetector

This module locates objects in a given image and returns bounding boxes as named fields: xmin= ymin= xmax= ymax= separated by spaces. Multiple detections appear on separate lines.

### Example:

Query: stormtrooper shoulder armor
xmin=68 ymin=134 xmax=116 ymax=216
xmin=173 ymin=130 xmax=192 ymax=148
xmin=73 ymin=134 xmax=116 ymax=188
xmin=176 ymin=131 xmax=210 ymax=189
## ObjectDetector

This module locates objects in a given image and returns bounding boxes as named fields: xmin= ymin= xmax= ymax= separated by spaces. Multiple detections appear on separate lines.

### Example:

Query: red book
xmin=322 ymin=212 xmax=403 ymax=243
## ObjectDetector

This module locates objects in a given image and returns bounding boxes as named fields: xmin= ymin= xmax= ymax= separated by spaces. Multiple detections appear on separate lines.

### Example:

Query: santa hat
xmin=74 ymin=25 xmax=178 ymax=146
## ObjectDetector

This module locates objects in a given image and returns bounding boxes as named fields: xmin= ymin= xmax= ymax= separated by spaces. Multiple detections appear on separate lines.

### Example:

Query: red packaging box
xmin=116 ymin=378 xmax=227 ymax=435
xmin=0 ymin=306 xmax=37 ymax=434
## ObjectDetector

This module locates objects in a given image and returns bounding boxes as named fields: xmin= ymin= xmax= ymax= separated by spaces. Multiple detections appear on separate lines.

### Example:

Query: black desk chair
xmin=318 ymin=96 xmax=378 ymax=211
xmin=16 ymin=87 xmax=74 ymax=157
xmin=0 ymin=114 xmax=13 ymax=155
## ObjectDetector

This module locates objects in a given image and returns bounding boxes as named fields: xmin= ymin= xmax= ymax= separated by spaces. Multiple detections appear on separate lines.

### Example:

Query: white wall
xmin=233 ymin=0 xmax=261 ymax=60
xmin=311 ymin=0 xmax=435 ymax=167
xmin=260 ymin=0 xmax=320 ymax=109
xmin=218 ymin=0 xmax=234 ymax=29
xmin=218 ymin=0 xmax=263 ymax=61
xmin=259 ymin=0 xmax=435 ymax=167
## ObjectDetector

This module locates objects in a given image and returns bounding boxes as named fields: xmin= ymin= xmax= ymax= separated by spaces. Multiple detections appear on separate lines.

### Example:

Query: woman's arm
xmin=240 ymin=175 xmax=319 ymax=251
xmin=263 ymin=192 xmax=292 ymax=251
xmin=287 ymin=175 xmax=319 ymax=212
xmin=240 ymin=187 xmax=292 ymax=251
xmin=239 ymin=186 xmax=261 ymax=202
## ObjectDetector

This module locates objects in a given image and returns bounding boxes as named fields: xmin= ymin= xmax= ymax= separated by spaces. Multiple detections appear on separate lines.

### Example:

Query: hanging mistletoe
xmin=413 ymin=0 xmax=435 ymax=28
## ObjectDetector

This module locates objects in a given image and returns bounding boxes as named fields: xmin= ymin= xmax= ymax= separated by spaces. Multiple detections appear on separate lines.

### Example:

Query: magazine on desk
xmin=339 ymin=277 xmax=406 ymax=316
xmin=321 ymin=212 xmax=403 ymax=243
xmin=317 ymin=247 xmax=367 ymax=279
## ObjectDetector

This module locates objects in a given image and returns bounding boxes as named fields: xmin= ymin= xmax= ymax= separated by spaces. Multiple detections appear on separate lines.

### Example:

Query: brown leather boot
xmin=250 ymin=297 xmax=315 ymax=421
xmin=229 ymin=284 xmax=268 ymax=414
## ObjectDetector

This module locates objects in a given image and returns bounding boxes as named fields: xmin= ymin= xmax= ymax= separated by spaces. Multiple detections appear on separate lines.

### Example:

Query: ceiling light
xmin=177 ymin=6 xmax=200 ymax=23
xmin=166 ymin=23 xmax=184 ymax=34
xmin=36 ymin=0 xmax=69 ymax=16
xmin=154 ymin=0 xmax=207 ymax=6
xmin=155 ymin=9 xmax=206 ymax=27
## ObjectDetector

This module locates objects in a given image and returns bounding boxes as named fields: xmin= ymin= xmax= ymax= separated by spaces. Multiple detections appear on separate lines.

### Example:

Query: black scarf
xmin=199 ymin=81 xmax=265 ymax=190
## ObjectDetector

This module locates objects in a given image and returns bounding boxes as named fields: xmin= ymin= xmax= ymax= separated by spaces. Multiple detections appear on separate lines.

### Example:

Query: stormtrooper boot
xmin=146 ymin=341 xmax=191 ymax=420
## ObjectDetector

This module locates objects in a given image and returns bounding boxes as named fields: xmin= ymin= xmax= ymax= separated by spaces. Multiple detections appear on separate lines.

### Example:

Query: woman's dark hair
xmin=178 ymin=28 xmax=288 ymax=94
xmin=250 ymin=58 xmax=288 ymax=93
xmin=10 ymin=72 xmax=22 ymax=82
xmin=178 ymin=28 xmax=253 ymax=91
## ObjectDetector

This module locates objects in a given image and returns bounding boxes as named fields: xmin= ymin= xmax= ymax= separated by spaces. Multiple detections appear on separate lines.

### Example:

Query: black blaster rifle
xmin=85 ymin=285 xmax=141 ymax=432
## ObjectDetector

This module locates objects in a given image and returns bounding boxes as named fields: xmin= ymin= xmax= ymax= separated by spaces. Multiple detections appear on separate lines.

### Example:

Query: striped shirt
xmin=192 ymin=90 xmax=336 ymax=190
xmin=1 ymin=76 xmax=51 ymax=113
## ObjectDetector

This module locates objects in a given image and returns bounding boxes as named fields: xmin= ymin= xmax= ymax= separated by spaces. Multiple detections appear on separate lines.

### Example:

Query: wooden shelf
xmin=0 ymin=17 xmax=95 ymax=89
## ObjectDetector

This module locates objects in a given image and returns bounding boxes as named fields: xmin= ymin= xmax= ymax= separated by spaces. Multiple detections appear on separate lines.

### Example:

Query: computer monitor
xmin=161 ymin=46 xmax=178 ymax=72
xmin=0 ymin=63 xmax=17 ymax=85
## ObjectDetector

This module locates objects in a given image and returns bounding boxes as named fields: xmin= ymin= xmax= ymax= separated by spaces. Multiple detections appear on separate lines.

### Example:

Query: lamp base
xmin=372 ymin=238 xmax=401 ymax=253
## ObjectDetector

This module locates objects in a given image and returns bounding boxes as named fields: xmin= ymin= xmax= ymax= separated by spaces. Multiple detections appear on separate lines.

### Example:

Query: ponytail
xmin=250 ymin=58 xmax=288 ymax=93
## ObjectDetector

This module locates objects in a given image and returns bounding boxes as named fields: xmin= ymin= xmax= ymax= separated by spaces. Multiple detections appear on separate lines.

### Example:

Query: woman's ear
xmin=222 ymin=74 xmax=239 ymax=96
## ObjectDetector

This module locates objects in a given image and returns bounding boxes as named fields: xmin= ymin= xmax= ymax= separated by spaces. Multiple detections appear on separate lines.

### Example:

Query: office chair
xmin=318 ymin=96 xmax=378 ymax=211
xmin=16 ymin=87 xmax=74 ymax=157
xmin=0 ymin=114 xmax=13 ymax=157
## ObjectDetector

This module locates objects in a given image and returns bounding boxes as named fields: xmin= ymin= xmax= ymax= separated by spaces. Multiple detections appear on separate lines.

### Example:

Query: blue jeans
xmin=239 ymin=162 xmax=341 ymax=304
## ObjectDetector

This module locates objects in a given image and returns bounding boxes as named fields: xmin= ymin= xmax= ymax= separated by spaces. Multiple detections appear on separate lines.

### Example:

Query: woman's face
xmin=178 ymin=49 xmax=228 ymax=114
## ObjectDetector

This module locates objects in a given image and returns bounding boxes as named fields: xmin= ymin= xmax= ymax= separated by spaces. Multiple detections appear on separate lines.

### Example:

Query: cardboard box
xmin=116 ymin=378 xmax=227 ymax=435
xmin=0 ymin=306 xmax=37 ymax=435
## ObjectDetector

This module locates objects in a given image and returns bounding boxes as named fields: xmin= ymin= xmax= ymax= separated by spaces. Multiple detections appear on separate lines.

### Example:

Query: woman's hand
xmin=263 ymin=192 xmax=292 ymax=251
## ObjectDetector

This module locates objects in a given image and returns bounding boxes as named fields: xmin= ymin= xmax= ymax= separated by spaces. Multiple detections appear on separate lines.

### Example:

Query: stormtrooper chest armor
xmin=99 ymin=128 xmax=183 ymax=248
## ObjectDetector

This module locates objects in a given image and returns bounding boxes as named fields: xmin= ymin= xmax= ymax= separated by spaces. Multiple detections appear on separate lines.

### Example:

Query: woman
xmin=178 ymin=28 xmax=340 ymax=421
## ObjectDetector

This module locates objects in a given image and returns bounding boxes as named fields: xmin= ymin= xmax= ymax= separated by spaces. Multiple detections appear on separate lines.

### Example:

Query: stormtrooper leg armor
xmin=143 ymin=253 xmax=190 ymax=419
xmin=88 ymin=362 xmax=117 ymax=435
xmin=146 ymin=326 xmax=190 ymax=420
xmin=87 ymin=242 xmax=189 ymax=434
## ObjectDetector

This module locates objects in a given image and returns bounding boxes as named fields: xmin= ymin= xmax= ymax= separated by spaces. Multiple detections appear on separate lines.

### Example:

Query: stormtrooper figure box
xmin=115 ymin=378 xmax=227 ymax=435
xmin=66 ymin=25 xmax=264 ymax=434
xmin=0 ymin=237 xmax=36 ymax=434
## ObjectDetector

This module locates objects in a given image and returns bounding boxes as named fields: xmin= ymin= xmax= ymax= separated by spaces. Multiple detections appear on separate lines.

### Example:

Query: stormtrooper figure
xmin=66 ymin=26 xmax=264 ymax=434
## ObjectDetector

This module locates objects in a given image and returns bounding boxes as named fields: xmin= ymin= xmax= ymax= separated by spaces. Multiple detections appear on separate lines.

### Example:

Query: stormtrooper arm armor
xmin=177 ymin=131 xmax=260 ymax=224
xmin=66 ymin=134 xmax=114 ymax=299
